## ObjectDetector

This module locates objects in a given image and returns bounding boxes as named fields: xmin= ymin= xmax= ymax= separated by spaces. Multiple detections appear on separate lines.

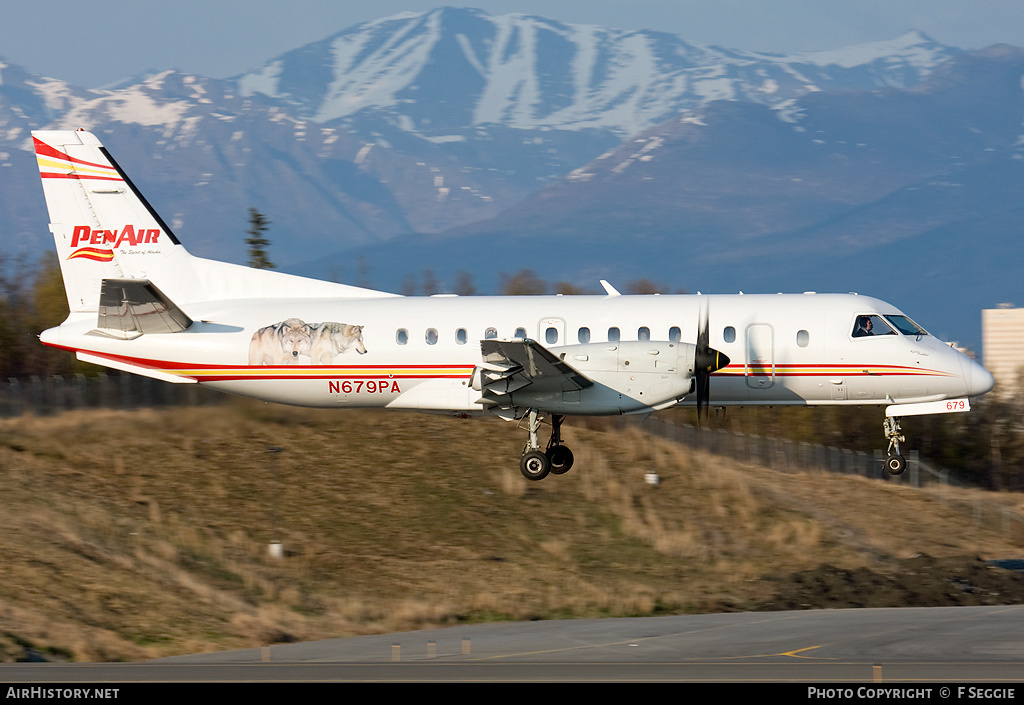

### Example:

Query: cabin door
xmin=745 ymin=323 xmax=775 ymax=390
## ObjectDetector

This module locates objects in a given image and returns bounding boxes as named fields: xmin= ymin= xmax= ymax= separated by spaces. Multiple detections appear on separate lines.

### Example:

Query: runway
xmin=2 ymin=606 xmax=1023 ymax=682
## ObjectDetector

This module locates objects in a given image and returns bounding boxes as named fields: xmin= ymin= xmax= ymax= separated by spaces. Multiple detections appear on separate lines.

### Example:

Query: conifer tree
xmin=246 ymin=208 xmax=275 ymax=269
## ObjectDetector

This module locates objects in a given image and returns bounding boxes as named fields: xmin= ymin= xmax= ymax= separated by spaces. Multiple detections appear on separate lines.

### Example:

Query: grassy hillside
xmin=0 ymin=401 xmax=1021 ymax=661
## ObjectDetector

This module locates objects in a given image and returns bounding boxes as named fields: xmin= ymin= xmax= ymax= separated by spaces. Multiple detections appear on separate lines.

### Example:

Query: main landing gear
xmin=883 ymin=415 xmax=907 ymax=476
xmin=519 ymin=411 xmax=574 ymax=481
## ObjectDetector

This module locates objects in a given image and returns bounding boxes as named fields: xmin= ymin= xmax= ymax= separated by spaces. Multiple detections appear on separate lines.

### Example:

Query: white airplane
xmin=33 ymin=129 xmax=995 ymax=480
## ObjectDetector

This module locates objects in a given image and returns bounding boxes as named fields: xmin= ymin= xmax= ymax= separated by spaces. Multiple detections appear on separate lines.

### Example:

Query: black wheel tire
xmin=885 ymin=454 xmax=907 ymax=476
xmin=547 ymin=445 xmax=574 ymax=475
xmin=520 ymin=450 xmax=550 ymax=481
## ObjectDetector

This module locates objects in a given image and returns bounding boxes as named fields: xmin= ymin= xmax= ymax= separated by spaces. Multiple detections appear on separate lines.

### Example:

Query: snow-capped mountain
xmin=2 ymin=7 xmax=1013 ymax=347
xmin=0 ymin=8 xmax=962 ymax=263
xmin=335 ymin=44 xmax=1024 ymax=349
xmin=234 ymin=7 xmax=957 ymax=138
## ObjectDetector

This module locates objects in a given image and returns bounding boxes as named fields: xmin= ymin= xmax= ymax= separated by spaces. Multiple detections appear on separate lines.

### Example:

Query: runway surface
xmin=2 ymin=605 xmax=1023 ymax=682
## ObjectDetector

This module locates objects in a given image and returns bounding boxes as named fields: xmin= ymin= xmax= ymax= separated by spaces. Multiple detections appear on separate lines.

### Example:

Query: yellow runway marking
xmin=779 ymin=645 xmax=833 ymax=659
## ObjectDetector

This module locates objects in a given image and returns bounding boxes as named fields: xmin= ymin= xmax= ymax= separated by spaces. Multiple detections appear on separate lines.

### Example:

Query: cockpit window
xmin=884 ymin=315 xmax=928 ymax=337
xmin=852 ymin=314 xmax=896 ymax=338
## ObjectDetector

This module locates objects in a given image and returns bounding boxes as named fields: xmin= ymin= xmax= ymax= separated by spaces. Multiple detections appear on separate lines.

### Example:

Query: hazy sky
xmin=3 ymin=1 xmax=1024 ymax=88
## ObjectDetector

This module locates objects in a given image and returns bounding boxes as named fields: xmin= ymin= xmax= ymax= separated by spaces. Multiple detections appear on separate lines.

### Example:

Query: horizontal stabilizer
xmin=76 ymin=351 xmax=196 ymax=385
xmin=96 ymin=278 xmax=192 ymax=338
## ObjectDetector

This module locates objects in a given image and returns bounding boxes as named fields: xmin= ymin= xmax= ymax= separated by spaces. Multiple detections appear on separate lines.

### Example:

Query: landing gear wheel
xmin=885 ymin=454 xmax=907 ymax=476
xmin=520 ymin=450 xmax=551 ymax=481
xmin=546 ymin=445 xmax=574 ymax=475
xmin=883 ymin=416 xmax=907 ymax=476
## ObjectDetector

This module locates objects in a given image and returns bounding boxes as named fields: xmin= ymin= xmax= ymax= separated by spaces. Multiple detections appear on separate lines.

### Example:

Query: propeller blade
xmin=696 ymin=367 xmax=708 ymax=420
xmin=693 ymin=298 xmax=730 ymax=425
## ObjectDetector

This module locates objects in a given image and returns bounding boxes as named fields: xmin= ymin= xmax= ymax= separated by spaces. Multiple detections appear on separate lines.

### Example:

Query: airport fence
xmin=0 ymin=373 xmax=220 ymax=417
xmin=626 ymin=415 xmax=1024 ymax=546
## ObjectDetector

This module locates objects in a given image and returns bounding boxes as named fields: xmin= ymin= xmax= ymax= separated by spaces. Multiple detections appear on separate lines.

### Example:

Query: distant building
xmin=982 ymin=304 xmax=1024 ymax=396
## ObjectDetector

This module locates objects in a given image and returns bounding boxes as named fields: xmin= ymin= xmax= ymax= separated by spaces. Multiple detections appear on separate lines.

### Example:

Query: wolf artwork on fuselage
xmin=308 ymin=323 xmax=368 ymax=364
xmin=248 ymin=318 xmax=366 ymax=365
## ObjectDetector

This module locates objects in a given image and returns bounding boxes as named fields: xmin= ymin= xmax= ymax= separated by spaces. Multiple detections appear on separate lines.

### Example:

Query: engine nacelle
xmin=555 ymin=340 xmax=695 ymax=377
xmin=554 ymin=341 xmax=696 ymax=413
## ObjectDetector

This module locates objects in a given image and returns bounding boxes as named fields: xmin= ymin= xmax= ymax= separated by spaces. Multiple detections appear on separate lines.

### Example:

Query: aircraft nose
xmin=964 ymin=357 xmax=996 ymax=397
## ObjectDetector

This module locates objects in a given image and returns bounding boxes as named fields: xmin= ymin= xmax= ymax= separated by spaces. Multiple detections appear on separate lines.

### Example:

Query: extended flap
xmin=480 ymin=339 xmax=593 ymax=391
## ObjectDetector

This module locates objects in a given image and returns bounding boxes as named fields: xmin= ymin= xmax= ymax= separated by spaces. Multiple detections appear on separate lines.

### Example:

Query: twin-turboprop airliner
xmin=33 ymin=129 xmax=995 ymax=480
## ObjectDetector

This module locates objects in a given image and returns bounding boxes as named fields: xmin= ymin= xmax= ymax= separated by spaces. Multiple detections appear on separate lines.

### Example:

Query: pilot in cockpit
xmin=853 ymin=315 xmax=874 ymax=337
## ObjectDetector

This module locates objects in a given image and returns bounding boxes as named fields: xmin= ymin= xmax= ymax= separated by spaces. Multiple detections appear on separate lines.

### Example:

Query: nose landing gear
xmin=883 ymin=416 xmax=907 ymax=475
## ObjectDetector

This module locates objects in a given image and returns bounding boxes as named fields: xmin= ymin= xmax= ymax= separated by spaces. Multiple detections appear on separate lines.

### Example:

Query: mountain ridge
xmin=232 ymin=8 xmax=958 ymax=137
xmin=0 ymin=8 xmax=1016 ymax=348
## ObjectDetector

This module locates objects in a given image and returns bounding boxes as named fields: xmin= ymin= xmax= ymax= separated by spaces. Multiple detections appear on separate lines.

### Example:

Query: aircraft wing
xmin=476 ymin=339 xmax=593 ymax=408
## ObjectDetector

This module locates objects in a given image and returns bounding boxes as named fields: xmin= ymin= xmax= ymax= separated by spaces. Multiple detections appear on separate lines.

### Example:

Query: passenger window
xmin=608 ymin=327 xmax=620 ymax=342
xmin=396 ymin=329 xmax=409 ymax=345
xmin=669 ymin=326 xmax=681 ymax=343
xmin=796 ymin=330 xmax=810 ymax=348
xmin=852 ymin=315 xmax=896 ymax=338
xmin=425 ymin=328 xmax=438 ymax=345
xmin=578 ymin=327 xmax=591 ymax=344
xmin=546 ymin=327 xmax=558 ymax=344
xmin=638 ymin=326 xmax=650 ymax=342
xmin=484 ymin=327 xmax=497 ymax=339
xmin=514 ymin=327 xmax=527 ymax=339
xmin=723 ymin=326 xmax=736 ymax=343
xmin=456 ymin=328 xmax=467 ymax=345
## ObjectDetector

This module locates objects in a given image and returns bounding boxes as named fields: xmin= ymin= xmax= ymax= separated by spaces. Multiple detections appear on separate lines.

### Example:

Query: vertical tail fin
xmin=34 ymin=129 xmax=397 ymax=310
xmin=33 ymin=129 xmax=190 ymax=312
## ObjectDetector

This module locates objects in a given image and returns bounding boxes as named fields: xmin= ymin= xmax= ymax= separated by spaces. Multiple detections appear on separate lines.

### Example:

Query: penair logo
xmin=67 ymin=225 xmax=161 ymax=262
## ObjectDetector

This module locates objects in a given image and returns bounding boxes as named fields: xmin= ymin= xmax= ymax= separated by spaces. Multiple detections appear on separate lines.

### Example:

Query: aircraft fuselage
xmin=44 ymin=292 xmax=991 ymax=416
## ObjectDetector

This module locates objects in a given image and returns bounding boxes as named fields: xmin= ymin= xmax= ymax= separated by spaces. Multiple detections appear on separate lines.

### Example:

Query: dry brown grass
xmin=0 ymin=400 xmax=1020 ymax=661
